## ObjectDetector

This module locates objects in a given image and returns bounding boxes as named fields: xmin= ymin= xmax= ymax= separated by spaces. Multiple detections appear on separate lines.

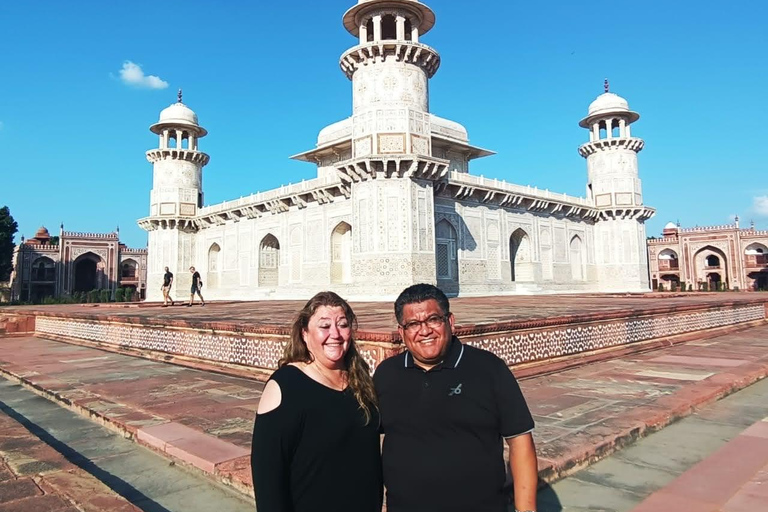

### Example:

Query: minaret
xmin=578 ymin=80 xmax=655 ymax=291
xmin=290 ymin=0 xmax=492 ymax=295
xmin=138 ymin=90 xmax=210 ymax=302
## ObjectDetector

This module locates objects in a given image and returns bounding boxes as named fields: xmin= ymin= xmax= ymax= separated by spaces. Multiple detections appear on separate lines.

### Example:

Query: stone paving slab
xmin=2 ymin=323 xmax=768 ymax=496
xmin=0 ymin=403 xmax=141 ymax=512
xmin=630 ymin=418 xmax=768 ymax=512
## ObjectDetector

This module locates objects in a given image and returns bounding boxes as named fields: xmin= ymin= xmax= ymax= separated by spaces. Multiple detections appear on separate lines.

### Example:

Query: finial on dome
xmin=604 ymin=78 xmax=610 ymax=93
xmin=177 ymin=88 xmax=183 ymax=104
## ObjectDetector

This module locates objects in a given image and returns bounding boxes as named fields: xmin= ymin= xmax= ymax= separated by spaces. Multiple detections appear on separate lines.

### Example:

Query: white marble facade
xmin=139 ymin=0 xmax=655 ymax=302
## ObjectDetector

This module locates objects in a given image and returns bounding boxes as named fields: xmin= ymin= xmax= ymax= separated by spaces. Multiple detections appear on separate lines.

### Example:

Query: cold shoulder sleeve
xmin=251 ymin=368 xmax=303 ymax=512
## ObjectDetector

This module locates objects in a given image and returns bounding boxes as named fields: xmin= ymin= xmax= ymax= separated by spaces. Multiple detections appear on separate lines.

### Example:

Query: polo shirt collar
xmin=404 ymin=336 xmax=465 ymax=371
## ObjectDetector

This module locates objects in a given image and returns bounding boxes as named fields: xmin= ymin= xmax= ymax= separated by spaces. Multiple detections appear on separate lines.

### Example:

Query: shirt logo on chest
xmin=448 ymin=383 xmax=463 ymax=396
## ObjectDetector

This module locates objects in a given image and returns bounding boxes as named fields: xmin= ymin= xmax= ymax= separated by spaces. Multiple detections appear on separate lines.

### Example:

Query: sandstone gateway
xmin=139 ymin=0 xmax=654 ymax=302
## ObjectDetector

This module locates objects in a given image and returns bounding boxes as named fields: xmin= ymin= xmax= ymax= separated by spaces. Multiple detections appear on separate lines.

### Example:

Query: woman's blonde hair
xmin=279 ymin=291 xmax=377 ymax=423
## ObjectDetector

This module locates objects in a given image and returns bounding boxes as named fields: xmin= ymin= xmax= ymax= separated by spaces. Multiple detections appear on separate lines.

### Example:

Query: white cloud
xmin=754 ymin=196 xmax=768 ymax=216
xmin=117 ymin=61 xmax=168 ymax=89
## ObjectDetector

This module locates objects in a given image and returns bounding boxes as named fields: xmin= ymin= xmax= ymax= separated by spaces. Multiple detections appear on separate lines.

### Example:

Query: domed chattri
xmin=150 ymin=89 xmax=207 ymax=136
xmin=579 ymin=79 xmax=639 ymax=128
xmin=34 ymin=226 xmax=51 ymax=239
xmin=343 ymin=0 xmax=436 ymax=37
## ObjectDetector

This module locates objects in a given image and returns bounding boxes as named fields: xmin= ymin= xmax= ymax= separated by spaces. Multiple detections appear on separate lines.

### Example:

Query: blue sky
xmin=1 ymin=0 xmax=766 ymax=248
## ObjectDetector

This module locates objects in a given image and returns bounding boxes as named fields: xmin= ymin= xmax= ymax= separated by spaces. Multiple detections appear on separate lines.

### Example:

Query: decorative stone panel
xmin=463 ymin=304 xmax=765 ymax=366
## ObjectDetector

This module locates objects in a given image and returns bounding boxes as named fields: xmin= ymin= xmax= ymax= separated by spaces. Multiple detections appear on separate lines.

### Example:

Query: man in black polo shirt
xmin=374 ymin=284 xmax=538 ymax=512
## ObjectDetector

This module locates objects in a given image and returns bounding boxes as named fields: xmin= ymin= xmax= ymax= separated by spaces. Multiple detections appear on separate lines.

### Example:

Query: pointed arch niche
xmin=509 ymin=228 xmax=533 ymax=282
xmin=259 ymin=234 xmax=280 ymax=287
xmin=207 ymin=243 xmax=221 ymax=288
xmin=570 ymin=235 xmax=586 ymax=281
xmin=331 ymin=222 xmax=352 ymax=284
xmin=435 ymin=219 xmax=458 ymax=282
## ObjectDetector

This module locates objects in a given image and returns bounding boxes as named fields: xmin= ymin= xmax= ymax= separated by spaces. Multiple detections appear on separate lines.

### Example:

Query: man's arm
xmin=507 ymin=432 xmax=538 ymax=512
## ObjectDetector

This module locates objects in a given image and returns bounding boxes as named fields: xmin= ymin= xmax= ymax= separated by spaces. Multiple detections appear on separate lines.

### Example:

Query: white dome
xmin=579 ymin=85 xmax=640 ymax=128
xmin=150 ymin=93 xmax=207 ymax=136
xmin=588 ymin=93 xmax=631 ymax=117
xmin=158 ymin=102 xmax=199 ymax=126
xmin=664 ymin=222 xmax=678 ymax=230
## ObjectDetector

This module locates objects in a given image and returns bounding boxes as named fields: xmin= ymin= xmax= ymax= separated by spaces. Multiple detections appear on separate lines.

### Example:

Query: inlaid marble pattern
xmin=465 ymin=304 xmax=765 ymax=366
xmin=33 ymin=303 xmax=764 ymax=372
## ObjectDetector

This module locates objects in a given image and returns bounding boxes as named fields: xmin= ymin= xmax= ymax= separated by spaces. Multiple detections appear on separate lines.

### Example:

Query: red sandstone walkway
xmin=1 ymin=323 xmax=768 ymax=495
xmin=631 ymin=417 xmax=768 ymax=511
xmin=0 ymin=406 xmax=141 ymax=512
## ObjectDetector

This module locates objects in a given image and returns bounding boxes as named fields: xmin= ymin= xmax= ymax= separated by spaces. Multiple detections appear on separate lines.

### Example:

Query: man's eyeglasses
xmin=400 ymin=315 xmax=447 ymax=334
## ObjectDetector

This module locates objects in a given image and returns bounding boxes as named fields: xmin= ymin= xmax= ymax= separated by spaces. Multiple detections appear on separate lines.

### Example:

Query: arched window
xmin=331 ymin=222 xmax=352 ymax=284
xmin=404 ymin=18 xmax=412 ymax=40
xmin=121 ymin=259 xmax=138 ymax=279
xmin=366 ymin=18 xmax=374 ymax=42
xmin=381 ymin=14 xmax=396 ymax=40
xmin=510 ymin=229 xmax=532 ymax=282
xmin=745 ymin=243 xmax=768 ymax=267
xmin=705 ymin=255 xmax=721 ymax=268
xmin=658 ymin=249 xmax=679 ymax=270
xmin=208 ymin=243 xmax=221 ymax=273
xmin=31 ymin=257 xmax=55 ymax=281
xmin=435 ymin=220 xmax=458 ymax=281
xmin=570 ymin=235 xmax=585 ymax=281
xmin=259 ymin=234 xmax=280 ymax=287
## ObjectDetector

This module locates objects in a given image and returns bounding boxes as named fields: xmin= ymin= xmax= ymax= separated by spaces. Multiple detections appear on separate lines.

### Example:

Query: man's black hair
xmin=394 ymin=283 xmax=450 ymax=325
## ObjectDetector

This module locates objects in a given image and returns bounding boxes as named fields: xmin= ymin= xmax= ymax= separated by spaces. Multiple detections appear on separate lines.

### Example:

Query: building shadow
xmin=0 ymin=400 xmax=173 ymax=512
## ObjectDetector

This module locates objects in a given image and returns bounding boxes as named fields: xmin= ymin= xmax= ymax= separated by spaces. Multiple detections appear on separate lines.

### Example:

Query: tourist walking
xmin=374 ymin=283 xmax=538 ymax=512
xmin=188 ymin=266 xmax=205 ymax=307
xmin=161 ymin=266 xmax=174 ymax=306
xmin=251 ymin=291 xmax=382 ymax=512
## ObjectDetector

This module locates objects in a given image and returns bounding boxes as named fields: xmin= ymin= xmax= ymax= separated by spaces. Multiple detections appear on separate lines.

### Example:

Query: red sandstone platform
xmin=4 ymin=293 xmax=767 ymax=336
xmin=2 ymin=323 xmax=768 ymax=497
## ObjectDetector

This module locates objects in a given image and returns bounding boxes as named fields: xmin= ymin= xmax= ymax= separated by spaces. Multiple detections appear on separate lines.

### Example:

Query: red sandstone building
xmin=9 ymin=226 xmax=148 ymax=302
xmin=647 ymin=220 xmax=768 ymax=291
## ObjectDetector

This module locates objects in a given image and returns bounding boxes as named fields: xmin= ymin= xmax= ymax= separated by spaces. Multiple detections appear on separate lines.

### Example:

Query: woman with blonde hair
xmin=251 ymin=291 xmax=382 ymax=512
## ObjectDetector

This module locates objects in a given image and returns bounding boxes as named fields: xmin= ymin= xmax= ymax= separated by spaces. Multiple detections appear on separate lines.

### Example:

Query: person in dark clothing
xmin=187 ymin=266 xmax=205 ymax=307
xmin=161 ymin=266 xmax=174 ymax=306
xmin=251 ymin=291 xmax=382 ymax=512
xmin=374 ymin=284 xmax=538 ymax=512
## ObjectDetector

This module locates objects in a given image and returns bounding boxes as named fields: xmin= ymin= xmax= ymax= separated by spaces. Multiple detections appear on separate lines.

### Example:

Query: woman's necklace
xmin=309 ymin=361 xmax=347 ymax=391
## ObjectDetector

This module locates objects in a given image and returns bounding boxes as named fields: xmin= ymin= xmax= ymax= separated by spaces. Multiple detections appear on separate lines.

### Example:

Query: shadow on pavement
xmin=537 ymin=482 xmax=564 ymax=512
xmin=0 ymin=400 xmax=172 ymax=512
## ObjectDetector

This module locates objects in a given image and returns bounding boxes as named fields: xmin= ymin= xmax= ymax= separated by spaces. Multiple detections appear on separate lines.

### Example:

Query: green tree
xmin=0 ymin=206 xmax=19 ymax=281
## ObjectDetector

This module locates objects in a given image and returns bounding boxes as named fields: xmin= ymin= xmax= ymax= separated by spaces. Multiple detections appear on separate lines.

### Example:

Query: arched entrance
xmin=694 ymin=246 xmax=728 ymax=290
xmin=74 ymin=253 xmax=103 ymax=292
xmin=509 ymin=229 xmax=532 ymax=282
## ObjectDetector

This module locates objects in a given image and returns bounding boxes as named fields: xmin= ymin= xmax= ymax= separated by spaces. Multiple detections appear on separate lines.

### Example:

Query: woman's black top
xmin=251 ymin=365 xmax=382 ymax=512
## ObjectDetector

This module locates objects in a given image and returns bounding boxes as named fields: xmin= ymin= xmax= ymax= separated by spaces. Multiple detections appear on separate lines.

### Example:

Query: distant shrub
xmin=114 ymin=288 xmax=125 ymax=302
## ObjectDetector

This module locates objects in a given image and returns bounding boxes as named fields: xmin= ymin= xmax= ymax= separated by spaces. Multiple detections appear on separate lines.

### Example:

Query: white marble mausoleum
xmin=139 ymin=0 xmax=655 ymax=301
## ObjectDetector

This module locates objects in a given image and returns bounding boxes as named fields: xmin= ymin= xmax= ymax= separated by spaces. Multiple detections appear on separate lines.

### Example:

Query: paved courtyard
xmin=1 ymin=321 xmax=767 ymax=497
